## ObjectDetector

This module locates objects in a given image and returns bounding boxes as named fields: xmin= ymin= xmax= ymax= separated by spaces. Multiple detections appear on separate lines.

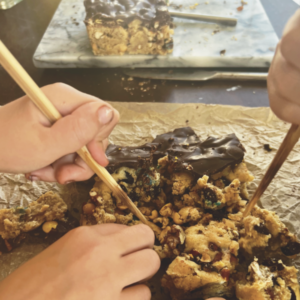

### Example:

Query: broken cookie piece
xmin=0 ymin=192 xmax=77 ymax=254
xmin=239 ymin=215 xmax=271 ymax=254
xmin=84 ymin=0 xmax=174 ymax=55
xmin=0 ymin=191 xmax=67 ymax=240
xmin=236 ymin=259 xmax=300 ymax=300
xmin=251 ymin=206 xmax=300 ymax=257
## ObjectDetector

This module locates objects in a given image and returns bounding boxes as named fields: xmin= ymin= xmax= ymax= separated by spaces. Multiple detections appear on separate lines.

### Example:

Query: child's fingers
xmin=54 ymin=162 xmax=94 ymax=184
xmin=41 ymin=83 xmax=106 ymax=115
xmin=120 ymin=284 xmax=151 ymax=300
xmin=25 ymin=154 xmax=88 ymax=183
xmin=43 ymin=103 xmax=113 ymax=161
xmin=268 ymin=47 xmax=300 ymax=104
xmin=114 ymin=224 xmax=155 ymax=256
xmin=87 ymin=138 xmax=109 ymax=168
xmin=25 ymin=165 xmax=56 ymax=182
xmin=281 ymin=9 xmax=300 ymax=70
xmin=120 ymin=248 xmax=160 ymax=286
xmin=92 ymin=223 xmax=128 ymax=236
xmin=26 ymin=137 xmax=110 ymax=184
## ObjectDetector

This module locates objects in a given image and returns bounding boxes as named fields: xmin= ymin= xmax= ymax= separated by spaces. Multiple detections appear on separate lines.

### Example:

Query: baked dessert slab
xmin=84 ymin=0 xmax=174 ymax=55
xmin=80 ymin=127 xmax=300 ymax=300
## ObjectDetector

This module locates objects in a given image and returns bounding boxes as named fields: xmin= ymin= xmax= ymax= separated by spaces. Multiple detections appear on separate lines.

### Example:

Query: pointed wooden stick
xmin=243 ymin=124 xmax=300 ymax=217
xmin=0 ymin=40 xmax=148 ymax=225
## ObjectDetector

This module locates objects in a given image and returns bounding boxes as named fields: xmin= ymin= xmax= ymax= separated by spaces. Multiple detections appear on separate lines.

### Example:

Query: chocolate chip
xmin=281 ymin=241 xmax=300 ymax=256
xmin=120 ymin=183 xmax=128 ymax=193
xmin=272 ymin=277 xmax=280 ymax=286
xmin=206 ymin=207 xmax=228 ymax=221
xmin=254 ymin=224 xmax=270 ymax=235
xmin=209 ymin=242 xmax=221 ymax=252
xmin=163 ymin=41 xmax=174 ymax=50
xmin=289 ymin=287 xmax=296 ymax=300
xmin=203 ymin=188 xmax=218 ymax=203
xmin=122 ymin=171 xmax=135 ymax=184
xmin=190 ymin=250 xmax=201 ymax=258
xmin=221 ymin=177 xmax=231 ymax=187
xmin=201 ymin=263 xmax=217 ymax=273
xmin=262 ymin=258 xmax=284 ymax=272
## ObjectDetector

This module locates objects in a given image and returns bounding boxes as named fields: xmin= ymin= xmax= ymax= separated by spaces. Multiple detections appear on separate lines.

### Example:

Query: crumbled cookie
xmin=236 ymin=259 xmax=300 ymax=300
xmin=212 ymin=162 xmax=255 ymax=184
xmin=0 ymin=192 xmax=67 ymax=240
xmin=0 ymin=192 xmax=78 ymax=254
xmin=161 ymin=255 xmax=233 ymax=300
xmin=196 ymin=175 xmax=226 ymax=209
xmin=184 ymin=219 xmax=239 ymax=272
xmin=239 ymin=215 xmax=271 ymax=254
xmin=171 ymin=172 xmax=194 ymax=195
xmin=252 ymin=206 xmax=300 ymax=256
xmin=79 ymin=127 xmax=300 ymax=300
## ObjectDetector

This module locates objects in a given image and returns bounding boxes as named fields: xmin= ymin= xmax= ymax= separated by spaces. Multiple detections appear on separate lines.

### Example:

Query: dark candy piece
xmin=209 ymin=242 xmax=221 ymax=252
xmin=106 ymin=127 xmax=245 ymax=177
xmin=206 ymin=207 xmax=229 ymax=222
xmin=281 ymin=241 xmax=300 ymax=256
xmin=202 ymin=188 xmax=218 ymax=203
xmin=84 ymin=0 xmax=172 ymax=27
xmin=262 ymin=258 xmax=284 ymax=272
xmin=254 ymin=224 xmax=270 ymax=235
xmin=264 ymin=144 xmax=273 ymax=152
xmin=289 ymin=287 xmax=297 ymax=300
xmin=0 ymin=234 xmax=26 ymax=253
xmin=200 ymin=262 xmax=218 ymax=273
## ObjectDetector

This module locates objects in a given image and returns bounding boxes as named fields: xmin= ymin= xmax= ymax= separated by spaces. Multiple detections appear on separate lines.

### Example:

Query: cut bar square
xmin=84 ymin=0 xmax=174 ymax=55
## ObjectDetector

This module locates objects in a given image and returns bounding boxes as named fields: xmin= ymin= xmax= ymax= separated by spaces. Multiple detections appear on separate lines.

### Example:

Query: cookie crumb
xmin=264 ymin=144 xmax=272 ymax=152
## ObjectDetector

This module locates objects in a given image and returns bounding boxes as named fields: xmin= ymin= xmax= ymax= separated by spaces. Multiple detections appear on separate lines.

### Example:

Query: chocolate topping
xmin=106 ymin=127 xmax=245 ymax=176
xmin=84 ymin=0 xmax=172 ymax=27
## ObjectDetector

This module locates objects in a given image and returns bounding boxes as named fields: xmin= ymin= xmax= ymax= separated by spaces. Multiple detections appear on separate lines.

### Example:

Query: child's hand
xmin=268 ymin=10 xmax=300 ymax=124
xmin=0 ymin=83 xmax=119 ymax=183
xmin=0 ymin=224 xmax=160 ymax=300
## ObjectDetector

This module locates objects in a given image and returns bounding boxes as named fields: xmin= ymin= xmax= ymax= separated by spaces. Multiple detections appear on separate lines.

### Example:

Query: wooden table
xmin=0 ymin=0 xmax=298 ymax=107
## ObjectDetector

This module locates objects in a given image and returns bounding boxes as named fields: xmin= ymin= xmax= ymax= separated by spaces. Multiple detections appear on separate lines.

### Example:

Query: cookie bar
xmin=84 ymin=0 xmax=174 ymax=55
xmin=0 ymin=192 xmax=78 ymax=254
xmin=160 ymin=219 xmax=239 ymax=299
xmin=80 ymin=127 xmax=300 ymax=300
xmin=236 ymin=259 xmax=300 ymax=300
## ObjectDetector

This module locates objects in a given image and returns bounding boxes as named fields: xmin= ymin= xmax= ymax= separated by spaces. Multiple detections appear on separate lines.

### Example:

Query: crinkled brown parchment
xmin=0 ymin=102 xmax=300 ymax=291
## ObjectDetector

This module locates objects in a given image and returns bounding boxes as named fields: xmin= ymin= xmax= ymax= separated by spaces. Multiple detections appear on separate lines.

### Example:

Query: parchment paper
xmin=1 ymin=102 xmax=300 ymax=288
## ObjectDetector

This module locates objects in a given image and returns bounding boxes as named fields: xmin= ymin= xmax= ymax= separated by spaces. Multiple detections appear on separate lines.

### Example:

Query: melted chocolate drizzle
xmin=84 ymin=0 xmax=172 ymax=27
xmin=106 ymin=127 xmax=246 ymax=176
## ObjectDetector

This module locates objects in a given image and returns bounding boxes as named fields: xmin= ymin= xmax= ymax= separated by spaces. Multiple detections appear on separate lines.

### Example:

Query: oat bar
xmin=84 ymin=0 xmax=174 ymax=55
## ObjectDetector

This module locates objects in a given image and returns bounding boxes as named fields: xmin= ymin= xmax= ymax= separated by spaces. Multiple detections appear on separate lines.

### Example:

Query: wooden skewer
xmin=169 ymin=11 xmax=237 ymax=27
xmin=243 ymin=124 xmax=300 ymax=218
xmin=0 ymin=40 xmax=148 ymax=225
